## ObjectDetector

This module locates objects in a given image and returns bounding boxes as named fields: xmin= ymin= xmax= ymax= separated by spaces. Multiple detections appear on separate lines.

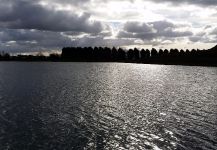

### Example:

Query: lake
xmin=0 ymin=62 xmax=216 ymax=150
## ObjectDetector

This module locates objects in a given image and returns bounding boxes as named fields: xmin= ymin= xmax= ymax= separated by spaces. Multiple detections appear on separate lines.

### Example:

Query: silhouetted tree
xmin=159 ymin=49 xmax=164 ymax=57
xmin=134 ymin=48 xmax=140 ymax=61
xmin=180 ymin=49 xmax=185 ymax=57
xmin=117 ymin=48 xmax=126 ymax=61
xmin=111 ymin=47 xmax=118 ymax=61
xmin=93 ymin=47 xmax=100 ymax=61
xmin=169 ymin=49 xmax=179 ymax=58
xmin=163 ymin=49 xmax=169 ymax=57
xmin=190 ymin=49 xmax=197 ymax=58
xmin=185 ymin=49 xmax=190 ymax=57
xmin=2 ymin=52 xmax=10 ymax=60
xmin=151 ymin=48 xmax=158 ymax=58
xmin=140 ymin=49 xmax=146 ymax=61
xmin=103 ymin=47 xmax=112 ymax=61
xmin=145 ymin=49 xmax=150 ymax=58
xmin=49 ymin=53 xmax=60 ymax=61
xmin=127 ymin=49 xmax=134 ymax=60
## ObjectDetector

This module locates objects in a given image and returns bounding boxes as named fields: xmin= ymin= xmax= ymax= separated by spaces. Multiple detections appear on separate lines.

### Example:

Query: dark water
xmin=0 ymin=62 xmax=216 ymax=150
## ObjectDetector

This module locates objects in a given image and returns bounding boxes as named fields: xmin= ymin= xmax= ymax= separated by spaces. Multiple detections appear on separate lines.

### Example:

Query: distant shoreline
xmin=1 ymin=60 xmax=217 ymax=68
xmin=1 ymin=45 xmax=217 ymax=67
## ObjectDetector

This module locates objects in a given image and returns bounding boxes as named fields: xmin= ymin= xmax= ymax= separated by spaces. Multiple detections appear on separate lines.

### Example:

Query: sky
xmin=0 ymin=0 xmax=217 ymax=53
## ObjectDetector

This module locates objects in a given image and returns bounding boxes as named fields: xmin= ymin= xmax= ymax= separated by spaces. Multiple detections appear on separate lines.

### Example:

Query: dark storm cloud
xmin=0 ymin=0 xmax=103 ymax=33
xmin=118 ymin=20 xmax=193 ymax=40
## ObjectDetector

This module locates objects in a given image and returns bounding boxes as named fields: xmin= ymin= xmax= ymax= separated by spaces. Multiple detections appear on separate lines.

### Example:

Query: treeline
xmin=1 ymin=45 xmax=217 ymax=66
xmin=0 ymin=51 xmax=10 ymax=61
xmin=61 ymin=46 xmax=217 ymax=66
xmin=0 ymin=53 xmax=60 ymax=61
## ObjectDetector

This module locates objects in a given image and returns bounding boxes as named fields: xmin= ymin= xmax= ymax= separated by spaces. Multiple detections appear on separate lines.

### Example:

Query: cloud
xmin=0 ymin=0 xmax=217 ymax=52
xmin=124 ymin=22 xmax=156 ymax=34
xmin=150 ymin=21 xmax=175 ymax=31
xmin=0 ymin=0 xmax=103 ymax=33
xmin=71 ymin=36 xmax=135 ymax=47
xmin=0 ymin=29 xmax=74 ymax=52
xmin=188 ymin=25 xmax=217 ymax=44
xmin=146 ymin=0 xmax=217 ymax=6
xmin=92 ymin=0 xmax=217 ymax=7
xmin=0 ymin=28 xmax=134 ymax=52
xmin=117 ymin=31 xmax=155 ymax=40
xmin=45 ymin=0 xmax=90 ymax=5
xmin=211 ymin=27 xmax=217 ymax=35
xmin=118 ymin=20 xmax=193 ymax=40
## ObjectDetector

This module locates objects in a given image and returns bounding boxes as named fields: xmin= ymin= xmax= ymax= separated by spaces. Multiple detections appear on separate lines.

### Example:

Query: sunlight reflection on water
xmin=0 ymin=62 xmax=216 ymax=150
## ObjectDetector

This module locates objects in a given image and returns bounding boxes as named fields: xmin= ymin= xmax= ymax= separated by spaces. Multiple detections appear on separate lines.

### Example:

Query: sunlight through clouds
xmin=0 ymin=0 xmax=217 ymax=52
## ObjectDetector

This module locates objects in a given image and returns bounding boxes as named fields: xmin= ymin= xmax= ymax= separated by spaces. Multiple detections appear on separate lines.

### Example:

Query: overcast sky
xmin=0 ymin=0 xmax=217 ymax=53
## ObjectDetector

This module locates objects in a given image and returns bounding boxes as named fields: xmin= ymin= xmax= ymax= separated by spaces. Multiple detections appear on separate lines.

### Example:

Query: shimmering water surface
xmin=0 ymin=62 xmax=216 ymax=150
